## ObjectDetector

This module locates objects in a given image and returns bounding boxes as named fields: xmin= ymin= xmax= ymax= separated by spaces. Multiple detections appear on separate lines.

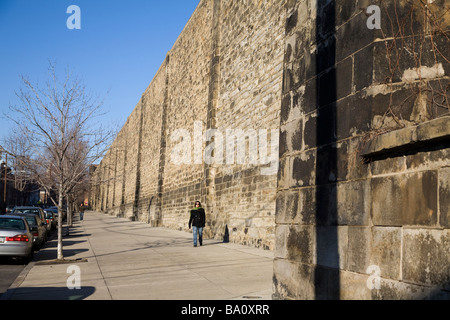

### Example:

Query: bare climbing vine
xmin=358 ymin=0 xmax=449 ymax=158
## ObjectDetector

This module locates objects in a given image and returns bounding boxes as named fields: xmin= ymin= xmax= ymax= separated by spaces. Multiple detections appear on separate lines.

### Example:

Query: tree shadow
xmin=4 ymin=286 xmax=96 ymax=300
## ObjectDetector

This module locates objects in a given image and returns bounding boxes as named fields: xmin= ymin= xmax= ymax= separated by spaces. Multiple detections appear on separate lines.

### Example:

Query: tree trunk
xmin=67 ymin=195 xmax=73 ymax=227
xmin=57 ymin=189 xmax=64 ymax=261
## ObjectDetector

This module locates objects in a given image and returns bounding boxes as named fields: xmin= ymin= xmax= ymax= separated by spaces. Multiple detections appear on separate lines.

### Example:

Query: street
xmin=0 ymin=225 xmax=58 ymax=298
xmin=0 ymin=258 xmax=26 ymax=297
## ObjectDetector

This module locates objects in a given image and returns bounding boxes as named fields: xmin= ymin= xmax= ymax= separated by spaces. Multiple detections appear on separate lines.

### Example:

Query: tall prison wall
xmin=91 ymin=0 xmax=287 ymax=250
xmin=91 ymin=0 xmax=450 ymax=299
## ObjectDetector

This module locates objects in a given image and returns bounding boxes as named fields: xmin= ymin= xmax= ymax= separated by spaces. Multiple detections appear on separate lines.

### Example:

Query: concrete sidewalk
xmin=1 ymin=211 xmax=274 ymax=300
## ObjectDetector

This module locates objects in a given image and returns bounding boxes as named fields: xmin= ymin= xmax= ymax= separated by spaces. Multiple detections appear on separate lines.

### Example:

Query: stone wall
xmin=273 ymin=0 xmax=449 ymax=300
xmin=90 ymin=0 xmax=450 ymax=299
xmin=91 ymin=0 xmax=287 ymax=250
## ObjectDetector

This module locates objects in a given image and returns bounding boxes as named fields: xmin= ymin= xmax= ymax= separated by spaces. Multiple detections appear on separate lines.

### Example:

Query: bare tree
xmin=5 ymin=62 xmax=115 ymax=261
xmin=2 ymin=131 xmax=34 ymax=205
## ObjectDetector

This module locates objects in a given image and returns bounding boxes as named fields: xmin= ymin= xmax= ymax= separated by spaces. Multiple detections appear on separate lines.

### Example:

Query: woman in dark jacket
xmin=189 ymin=201 xmax=205 ymax=247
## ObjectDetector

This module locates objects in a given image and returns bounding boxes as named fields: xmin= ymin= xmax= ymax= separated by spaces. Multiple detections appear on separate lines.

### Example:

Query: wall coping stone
xmin=362 ymin=116 xmax=450 ymax=159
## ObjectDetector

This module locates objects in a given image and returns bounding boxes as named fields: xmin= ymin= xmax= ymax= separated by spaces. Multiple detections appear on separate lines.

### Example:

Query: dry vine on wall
xmin=376 ymin=0 xmax=449 ymax=132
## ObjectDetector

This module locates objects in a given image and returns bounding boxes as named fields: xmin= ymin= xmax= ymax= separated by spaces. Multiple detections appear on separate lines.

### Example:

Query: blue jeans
xmin=192 ymin=226 xmax=203 ymax=246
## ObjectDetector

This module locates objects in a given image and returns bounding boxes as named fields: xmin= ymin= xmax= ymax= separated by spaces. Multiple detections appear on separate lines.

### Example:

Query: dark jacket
xmin=189 ymin=207 xmax=205 ymax=228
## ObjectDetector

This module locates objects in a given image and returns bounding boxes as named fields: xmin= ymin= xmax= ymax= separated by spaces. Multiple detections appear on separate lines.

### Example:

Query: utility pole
xmin=0 ymin=146 xmax=6 ymax=207
xmin=3 ymin=153 xmax=6 ymax=204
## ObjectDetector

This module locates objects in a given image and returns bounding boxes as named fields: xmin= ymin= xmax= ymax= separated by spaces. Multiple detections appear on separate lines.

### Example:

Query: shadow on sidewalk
xmin=7 ymin=286 xmax=96 ymax=300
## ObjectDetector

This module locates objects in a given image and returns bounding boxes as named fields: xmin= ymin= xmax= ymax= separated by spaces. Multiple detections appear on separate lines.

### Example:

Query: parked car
xmin=0 ymin=215 xmax=34 ymax=263
xmin=47 ymin=206 xmax=64 ymax=222
xmin=43 ymin=209 xmax=56 ymax=230
xmin=13 ymin=214 xmax=47 ymax=250
xmin=11 ymin=206 xmax=49 ymax=236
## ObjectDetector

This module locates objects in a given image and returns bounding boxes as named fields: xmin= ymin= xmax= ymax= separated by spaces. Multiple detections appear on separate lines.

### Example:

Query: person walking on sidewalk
xmin=79 ymin=203 xmax=85 ymax=221
xmin=189 ymin=201 xmax=205 ymax=247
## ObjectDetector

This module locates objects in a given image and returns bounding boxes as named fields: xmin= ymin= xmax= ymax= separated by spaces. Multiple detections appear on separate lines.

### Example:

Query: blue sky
xmin=0 ymin=0 xmax=200 ymax=143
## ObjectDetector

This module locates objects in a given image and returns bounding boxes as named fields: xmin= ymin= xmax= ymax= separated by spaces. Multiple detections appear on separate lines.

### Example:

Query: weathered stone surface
xmin=403 ymin=229 xmax=450 ymax=288
xmin=371 ymin=171 xmax=438 ymax=226
xmin=347 ymin=226 xmax=371 ymax=274
xmin=272 ymin=259 xmax=315 ymax=300
xmin=339 ymin=270 xmax=372 ymax=300
xmin=336 ymin=180 xmax=370 ymax=226
xmin=439 ymin=166 xmax=450 ymax=228
xmin=364 ymin=116 xmax=450 ymax=158
xmin=370 ymin=227 xmax=402 ymax=280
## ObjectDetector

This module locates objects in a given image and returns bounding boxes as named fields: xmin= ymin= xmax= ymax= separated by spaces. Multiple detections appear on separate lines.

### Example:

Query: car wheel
xmin=21 ymin=250 xmax=33 ymax=265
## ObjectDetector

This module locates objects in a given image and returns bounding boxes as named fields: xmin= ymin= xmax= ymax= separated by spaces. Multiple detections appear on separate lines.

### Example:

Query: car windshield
xmin=13 ymin=208 xmax=40 ymax=215
xmin=0 ymin=218 xmax=26 ymax=230
xmin=24 ymin=216 xmax=38 ymax=227
xmin=44 ymin=211 xmax=53 ymax=218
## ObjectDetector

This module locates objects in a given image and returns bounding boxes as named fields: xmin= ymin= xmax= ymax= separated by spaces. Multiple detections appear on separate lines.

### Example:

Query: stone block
xmin=301 ymin=78 xmax=318 ymax=114
xmin=285 ymin=225 xmax=315 ymax=264
xmin=315 ymin=143 xmax=338 ymax=185
xmin=297 ymin=186 xmax=316 ymax=225
xmin=340 ymin=270 xmax=372 ymax=300
xmin=280 ymin=93 xmax=292 ymax=125
xmin=336 ymin=180 xmax=371 ymax=226
xmin=416 ymin=116 xmax=450 ymax=143
xmin=272 ymin=259 xmax=315 ymax=300
xmin=274 ymin=224 xmax=288 ymax=259
xmin=336 ymin=93 xmax=372 ymax=141
xmin=371 ymin=171 xmax=438 ymax=226
xmin=291 ymin=150 xmax=316 ymax=187
xmin=313 ymin=264 xmax=340 ymax=300
xmin=322 ymin=57 xmax=353 ymax=104
xmin=347 ymin=226 xmax=371 ymax=274
xmin=318 ymin=67 xmax=337 ymax=107
xmin=335 ymin=10 xmax=373 ymax=62
xmin=277 ymin=157 xmax=290 ymax=190
xmin=354 ymin=43 xmax=374 ymax=92
xmin=370 ymin=227 xmax=402 ymax=280
xmin=439 ymin=166 xmax=450 ymax=228
xmin=403 ymin=228 xmax=450 ymax=289
xmin=316 ymin=225 xmax=348 ymax=270
xmin=275 ymin=190 xmax=299 ymax=225
xmin=303 ymin=112 xmax=318 ymax=149
xmin=280 ymin=117 xmax=303 ymax=155
xmin=372 ymin=277 xmax=449 ymax=300
xmin=370 ymin=154 xmax=406 ymax=176
xmin=315 ymin=183 xmax=337 ymax=226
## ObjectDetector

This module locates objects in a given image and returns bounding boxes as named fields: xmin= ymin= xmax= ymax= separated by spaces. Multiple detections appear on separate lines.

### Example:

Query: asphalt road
xmin=0 ymin=257 xmax=26 ymax=297
xmin=0 ymin=227 xmax=58 ymax=298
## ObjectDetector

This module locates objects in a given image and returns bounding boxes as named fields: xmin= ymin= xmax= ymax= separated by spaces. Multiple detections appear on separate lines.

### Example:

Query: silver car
xmin=0 ymin=215 xmax=34 ymax=263
xmin=17 ymin=214 xmax=47 ymax=250
xmin=12 ymin=206 xmax=50 ymax=237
